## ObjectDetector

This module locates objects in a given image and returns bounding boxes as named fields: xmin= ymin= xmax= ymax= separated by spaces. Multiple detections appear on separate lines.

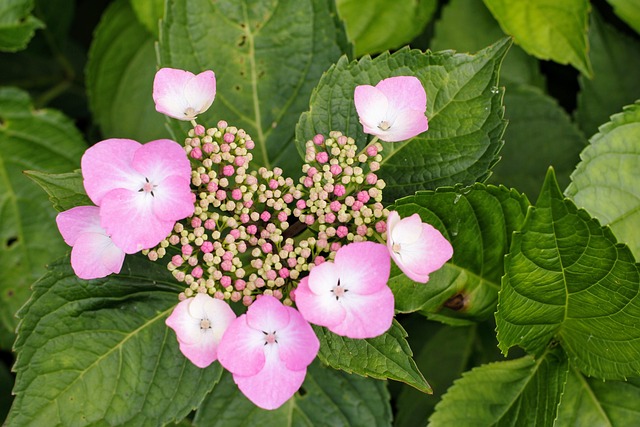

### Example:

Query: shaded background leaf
xmin=429 ymin=346 xmax=569 ymax=426
xmin=8 ymin=256 xmax=221 ymax=427
xmin=0 ymin=0 xmax=44 ymax=52
xmin=497 ymin=170 xmax=640 ymax=380
xmin=0 ymin=87 xmax=85 ymax=349
xmin=488 ymin=84 xmax=586 ymax=199
xmin=606 ymin=0 xmax=640 ymax=34
xmin=556 ymin=369 xmax=640 ymax=426
xmin=483 ymin=0 xmax=592 ymax=76
xmin=336 ymin=0 xmax=437 ymax=57
xmin=159 ymin=0 xmax=349 ymax=175
xmin=313 ymin=321 xmax=431 ymax=393
xmin=297 ymin=39 xmax=510 ymax=202
xmin=194 ymin=361 xmax=391 ymax=427
xmin=129 ymin=0 xmax=164 ymax=37
xmin=86 ymin=0 xmax=168 ymax=142
xmin=389 ymin=184 xmax=529 ymax=324
xmin=567 ymin=101 xmax=640 ymax=259
xmin=24 ymin=170 xmax=90 ymax=212
xmin=575 ymin=10 xmax=640 ymax=138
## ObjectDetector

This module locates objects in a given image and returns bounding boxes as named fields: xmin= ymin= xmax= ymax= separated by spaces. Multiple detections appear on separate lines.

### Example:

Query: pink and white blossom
xmin=153 ymin=68 xmax=216 ymax=120
xmin=354 ymin=76 xmax=428 ymax=142
xmin=295 ymin=241 xmax=394 ymax=339
xmin=56 ymin=206 xmax=125 ymax=280
xmin=81 ymin=138 xmax=194 ymax=253
xmin=386 ymin=211 xmax=453 ymax=283
xmin=165 ymin=292 xmax=237 ymax=368
xmin=217 ymin=295 xmax=319 ymax=410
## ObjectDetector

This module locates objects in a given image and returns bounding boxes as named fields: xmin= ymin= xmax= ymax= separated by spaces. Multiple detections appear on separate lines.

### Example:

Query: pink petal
xmin=152 ymin=175 xmax=194 ymax=221
xmin=376 ymin=76 xmax=426 ymax=113
xmin=277 ymin=306 xmax=319 ymax=371
xmin=81 ymin=139 xmax=141 ymax=205
xmin=246 ymin=295 xmax=290 ymax=333
xmin=392 ymin=223 xmax=453 ymax=283
xmin=99 ymin=188 xmax=175 ymax=253
xmin=334 ymin=242 xmax=390 ymax=295
xmin=217 ymin=314 xmax=266 ymax=377
xmin=306 ymin=261 xmax=339 ymax=295
xmin=376 ymin=109 xmax=428 ymax=142
xmin=56 ymin=206 xmax=103 ymax=246
xmin=328 ymin=286 xmax=395 ymax=339
xmin=389 ymin=213 xmax=423 ymax=245
xmin=166 ymin=294 xmax=236 ymax=368
xmin=132 ymin=139 xmax=191 ymax=183
xmin=153 ymin=68 xmax=216 ymax=120
xmin=70 ymin=232 xmax=125 ymax=279
xmin=354 ymin=85 xmax=389 ymax=132
xmin=183 ymin=71 xmax=216 ymax=115
xmin=295 ymin=276 xmax=346 ymax=328
xmin=233 ymin=348 xmax=307 ymax=410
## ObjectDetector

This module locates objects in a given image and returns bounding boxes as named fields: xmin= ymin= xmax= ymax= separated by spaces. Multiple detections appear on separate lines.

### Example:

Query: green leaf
xmin=0 ymin=0 xmax=44 ymax=52
xmin=24 ymin=170 xmax=90 ymax=212
xmin=0 ymin=87 xmax=85 ymax=349
xmin=130 ymin=0 xmax=164 ymax=37
xmin=296 ymin=39 xmax=510 ymax=202
xmin=483 ymin=0 xmax=592 ymax=77
xmin=194 ymin=361 xmax=392 ymax=427
xmin=567 ymin=101 xmax=640 ymax=260
xmin=429 ymin=345 xmax=569 ymax=426
xmin=556 ymin=368 xmax=640 ymax=426
xmin=159 ymin=0 xmax=348 ymax=175
xmin=576 ymin=11 xmax=640 ymax=138
xmin=313 ymin=320 xmax=431 ymax=393
xmin=497 ymin=169 xmax=640 ymax=380
xmin=607 ymin=0 xmax=640 ymax=34
xmin=388 ymin=184 xmax=529 ymax=324
xmin=395 ymin=323 xmax=476 ymax=427
xmin=336 ymin=0 xmax=436 ymax=57
xmin=431 ymin=0 xmax=544 ymax=88
xmin=489 ymin=84 xmax=586 ymax=200
xmin=7 ymin=256 xmax=221 ymax=426
xmin=0 ymin=358 xmax=13 ymax=423
xmin=86 ymin=0 xmax=169 ymax=142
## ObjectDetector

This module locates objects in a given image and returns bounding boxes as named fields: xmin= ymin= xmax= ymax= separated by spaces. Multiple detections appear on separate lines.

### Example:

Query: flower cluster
xmin=56 ymin=68 xmax=453 ymax=409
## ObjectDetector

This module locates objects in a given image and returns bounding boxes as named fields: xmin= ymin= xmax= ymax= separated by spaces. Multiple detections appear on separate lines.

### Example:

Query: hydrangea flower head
xmin=153 ymin=68 xmax=216 ymax=120
xmin=354 ymin=76 xmax=428 ymax=142
xmin=166 ymin=293 xmax=237 ymax=368
xmin=81 ymin=138 xmax=194 ymax=253
xmin=386 ymin=211 xmax=453 ymax=283
xmin=295 ymin=241 xmax=394 ymax=339
xmin=217 ymin=295 xmax=319 ymax=410
xmin=56 ymin=206 xmax=125 ymax=280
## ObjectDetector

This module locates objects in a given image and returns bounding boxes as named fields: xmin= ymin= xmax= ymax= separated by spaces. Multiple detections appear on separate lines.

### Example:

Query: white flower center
xmin=378 ymin=120 xmax=391 ymax=131
xmin=139 ymin=177 xmax=158 ymax=197
xmin=200 ymin=318 xmax=212 ymax=330
xmin=263 ymin=331 xmax=278 ymax=345
xmin=331 ymin=279 xmax=349 ymax=301
xmin=184 ymin=107 xmax=196 ymax=118
xmin=392 ymin=243 xmax=401 ymax=253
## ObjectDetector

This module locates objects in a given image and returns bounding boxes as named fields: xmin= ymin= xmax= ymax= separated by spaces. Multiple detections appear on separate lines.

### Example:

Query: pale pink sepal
xmin=387 ymin=211 xmax=453 ymax=283
xmin=56 ymin=206 xmax=125 ymax=280
xmin=218 ymin=295 xmax=319 ymax=410
xmin=165 ymin=293 xmax=237 ymax=368
xmin=295 ymin=241 xmax=394 ymax=339
xmin=354 ymin=76 xmax=428 ymax=142
xmin=153 ymin=68 xmax=216 ymax=120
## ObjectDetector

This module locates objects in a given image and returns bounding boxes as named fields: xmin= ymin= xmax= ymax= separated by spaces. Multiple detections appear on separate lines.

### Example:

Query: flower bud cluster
xmin=144 ymin=123 xmax=389 ymax=306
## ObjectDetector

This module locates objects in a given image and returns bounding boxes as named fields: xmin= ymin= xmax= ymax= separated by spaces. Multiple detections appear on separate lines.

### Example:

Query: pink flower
xmin=152 ymin=68 xmax=216 ymax=120
xmin=386 ymin=211 xmax=453 ymax=283
xmin=217 ymin=295 xmax=319 ymax=410
xmin=354 ymin=76 xmax=428 ymax=142
xmin=165 ymin=293 xmax=237 ymax=368
xmin=56 ymin=206 xmax=125 ymax=280
xmin=295 ymin=242 xmax=394 ymax=339
xmin=81 ymin=138 xmax=194 ymax=253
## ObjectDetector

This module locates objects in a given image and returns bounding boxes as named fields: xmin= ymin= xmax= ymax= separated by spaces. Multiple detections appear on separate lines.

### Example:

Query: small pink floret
xmin=153 ymin=68 xmax=216 ymax=121
xmin=386 ymin=211 xmax=453 ymax=283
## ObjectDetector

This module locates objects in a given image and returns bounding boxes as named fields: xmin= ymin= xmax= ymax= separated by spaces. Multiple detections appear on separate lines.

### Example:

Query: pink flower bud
xmin=245 ymin=140 xmax=255 ymax=149
xmin=231 ymin=188 xmax=243 ymax=200
xmin=330 ymin=242 xmax=342 ymax=252
xmin=220 ymin=276 xmax=232 ymax=287
xmin=266 ymin=269 xmax=277 ymax=280
xmin=366 ymin=145 xmax=378 ymax=157
xmin=192 ymin=266 xmax=203 ymax=278
xmin=313 ymin=134 xmax=324 ymax=145
xmin=190 ymin=147 xmax=203 ymax=159
xmin=171 ymin=255 xmax=183 ymax=267
xmin=235 ymin=156 xmax=246 ymax=166
xmin=357 ymin=191 xmax=370 ymax=203
xmin=336 ymin=226 xmax=348 ymax=238
xmin=279 ymin=268 xmax=290 ymax=279
xmin=330 ymin=164 xmax=342 ymax=175
xmin=325 ymin=212 xmax=336 ymax=223
xmin=260 ymin=211 xmax=271 ymax=222
xmin=182 ymin=245 xmax=193 ymax=256
xmin=216 ymin=189 xmax=227 ymax=200
xmin=223 ymin=133 xmax=235 ymax=143
xmin=278 ymin=211 xmax=288 ymax=222
xmin=262 ymin=242 xmax=273 ymax=253
xmin=366 ymin=173 xmax=378 ymax=185
xmin=307 ymin=167 xmax=318 ymax=177
xmin=357 ymin=225 xmax=367 ymax=236
xmin=204 ymin=219 xmax=216 ymax=230
xmin=203 ymin=142 xmax=214 ymax=153
xmin=223 ymin=165 xmax=235 ymax=176
xmin=247 ymin=224 xmax=257 ymax=235
xmin=201 ymin=241 xmax=214 ymax=253
xmin=314 ymin=256 xmax=325 ymax=265
xmin=316 ymin=152 xmax=329 ymax=163
xmin=334 ymin=185 xmax=346 ymax=197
